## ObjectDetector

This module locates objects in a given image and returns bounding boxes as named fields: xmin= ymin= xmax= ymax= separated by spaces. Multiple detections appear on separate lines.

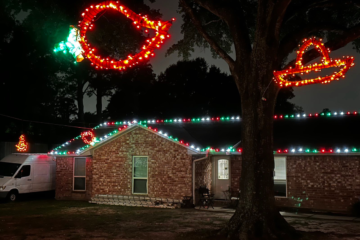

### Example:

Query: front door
xmin=213 ymin=157 xmax=230 ymax=199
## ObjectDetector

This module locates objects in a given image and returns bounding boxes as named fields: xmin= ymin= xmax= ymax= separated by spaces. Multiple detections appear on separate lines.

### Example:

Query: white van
xmin=0 ymin=154 xmax=56 ymax=201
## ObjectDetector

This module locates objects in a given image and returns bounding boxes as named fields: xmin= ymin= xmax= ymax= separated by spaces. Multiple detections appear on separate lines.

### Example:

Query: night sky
xmin=84 ymin=0 xmax=360 ymax=114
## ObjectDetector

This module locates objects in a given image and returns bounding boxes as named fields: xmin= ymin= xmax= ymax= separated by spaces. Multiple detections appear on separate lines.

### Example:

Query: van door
xmin=15 ymin=165 xmax=32 ymax=193
xmin=213 ymin=157 xmax=231 ymax=199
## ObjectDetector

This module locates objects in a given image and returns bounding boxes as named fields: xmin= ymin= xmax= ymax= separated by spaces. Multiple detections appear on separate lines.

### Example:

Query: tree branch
xmin=193 ymin=0 xmax=252 ymax=66
xmin=278 ymin=23 xmax=346 ymax=63
xmin=283 ymin=23 xmax=360 ymax=70
xmin=284 ymin=0 xmax=360 ymax=24
xmin=180 ymin=0 xmax=235 ymax=68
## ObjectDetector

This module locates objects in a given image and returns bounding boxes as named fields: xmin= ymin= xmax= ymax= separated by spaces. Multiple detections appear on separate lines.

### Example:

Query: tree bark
xmin=224 ymin=62 xmax=297 ymax=239
xmin=96 ymin=86 xmax=102 ymax=123
xmin=77 ymin=81 xmax=84 ymax=124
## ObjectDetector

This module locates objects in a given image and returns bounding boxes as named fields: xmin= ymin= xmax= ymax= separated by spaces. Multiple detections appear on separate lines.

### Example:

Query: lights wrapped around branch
xmin=78 ymin=1 xmax=173 ymax=70
xmin=274 ymin=37 xmax=355 ymax=87
xmin=15 ymin=135 xmax=28 ymax=152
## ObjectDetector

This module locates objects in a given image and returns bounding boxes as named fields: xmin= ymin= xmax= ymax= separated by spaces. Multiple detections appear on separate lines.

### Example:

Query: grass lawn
xmin=0 ymin=199 xmax=359 ymax=240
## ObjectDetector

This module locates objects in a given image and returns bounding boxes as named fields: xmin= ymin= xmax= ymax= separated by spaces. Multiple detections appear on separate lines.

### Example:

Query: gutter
xmin=192 ymin=155 xmax=209 ymax=204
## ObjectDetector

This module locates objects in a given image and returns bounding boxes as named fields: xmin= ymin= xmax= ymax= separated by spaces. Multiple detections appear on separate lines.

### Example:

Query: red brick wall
xmin=276 ymin=155 xmax=360 ymax=213
xmin=230 ymin=155 xmax=242 ymax=196
xmin=92 ymin=127 xmax=193 ymax=199
xmin=194 ymin=156 xmax=212 ymax=191
xmin=55 ymin=157 xmax=92 ymax=200
xmin=230 ymin=155 xmax=360 ymax=213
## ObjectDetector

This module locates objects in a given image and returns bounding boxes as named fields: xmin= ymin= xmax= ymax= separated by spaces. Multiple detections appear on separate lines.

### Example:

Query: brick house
xmin=51 ymin=113 xmax=360 ymax=213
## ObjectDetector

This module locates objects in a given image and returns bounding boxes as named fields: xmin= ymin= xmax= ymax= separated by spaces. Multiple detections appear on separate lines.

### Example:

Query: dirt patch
xmin=1 ymin=200 xmax=360 ymax=240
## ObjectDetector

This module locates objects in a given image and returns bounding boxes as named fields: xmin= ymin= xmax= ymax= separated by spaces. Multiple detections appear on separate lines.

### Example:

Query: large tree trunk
xmin=77 ymin=82 xmax=84 ymax=124
xmin=96 ymin=86 xmax=102 ymax=122
xmin=225 ymin=63 xmax=297 ymax=239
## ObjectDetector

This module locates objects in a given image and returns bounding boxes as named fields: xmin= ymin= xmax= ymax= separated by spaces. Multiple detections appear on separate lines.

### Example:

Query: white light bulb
xmin=334 ymin=112 xmax=337 ymax=115
xmin=201 ymin=118 xmax=205 ymax=121
xmin=231 ymin=117 xmax=235 ymax=120
xmin=299 ymin=148 xmax=303 ymax=152
xmin=236 ymin=116 xmax=240 ymax=120
xmin=152 ymin=120 xmax=155 ymax=123
xmin=196 ymin=148 xmax=200 ymax=151
xmin=206 ymin=118 xmax=210 ymax=121
xmin=303 ymin=114 xmax=306 ymax=117
xmin=296 ymin=114 xmax=300 ymax=118
xmin=174 ymin=119 xmax=177 ymax=122
xmin=164 ymin=133 xmax=168 ymax=136
xmin=191 ymin=145 xmax=195 ymax=149
xmin=159 ymin=131 xmax=162 ymax=134
xmin=221 ymin=149 xmax=225 ymax=152
xmin=148 ymin=120 xmax=151 ymax=123
xmin=291 ymin=149 xmax=295 ymax=153
xmin=340 ymin=112 xmax=344 ymax=115
xmin=345 ymin=149 xmax=349 ymax=153
xmin=336 ymin=149 xmax=341 ymax=153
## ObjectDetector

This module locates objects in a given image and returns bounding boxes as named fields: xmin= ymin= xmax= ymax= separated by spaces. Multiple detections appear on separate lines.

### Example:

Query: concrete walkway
xmin=197 ymin=207 xmax=360 ymax=222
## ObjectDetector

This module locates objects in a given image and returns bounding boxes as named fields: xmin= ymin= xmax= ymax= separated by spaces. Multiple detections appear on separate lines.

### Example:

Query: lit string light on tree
xmin=78 ymin=1 xmax=174 ymax=70
xmin=15 ymin=135 xmax=28 ymax=152
xmin=274 ymin=37 xmax=355 ymax=87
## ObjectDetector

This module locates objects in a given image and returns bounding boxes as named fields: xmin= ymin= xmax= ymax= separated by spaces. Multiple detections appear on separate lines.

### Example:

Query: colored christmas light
xmin=15 ymin=135 xmax=28 ymax=152
xmin=54 ymin=26 xmax=84 ymax=62
xmin=78 ymin=1 xmax=173 ymax=70
xmin=274 ymin=37 xmax=355 ymax=87
xmin=81 ymin=131 xmax=96 ymax=144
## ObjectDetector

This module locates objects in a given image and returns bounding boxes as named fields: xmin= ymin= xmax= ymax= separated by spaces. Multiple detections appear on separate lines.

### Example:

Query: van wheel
xmin=7 ymin=191 xmax=18 ymax=202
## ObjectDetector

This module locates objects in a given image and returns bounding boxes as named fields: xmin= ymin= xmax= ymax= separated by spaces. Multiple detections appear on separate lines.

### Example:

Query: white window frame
xmin=73 ymin=157 xmax=86 ymax=191
xmin=274 ymin=157 xmax=287 ymax=198
xmin=218 ymin=159 xmax=229 ymax=180
xmin=132 ymin=156 xmax=148 ymax=195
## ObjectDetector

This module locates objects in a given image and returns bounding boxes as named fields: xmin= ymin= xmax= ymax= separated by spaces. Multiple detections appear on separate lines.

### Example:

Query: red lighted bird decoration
xmin=78 ymin=1 xmax=174 ymax=70
xmin=81 ymin=131 xmax=96 ymax=145
xmin=15 ymin=135 xmax=29 ymax=152
xmin=273 ymin=37 xmax=355 ymax=87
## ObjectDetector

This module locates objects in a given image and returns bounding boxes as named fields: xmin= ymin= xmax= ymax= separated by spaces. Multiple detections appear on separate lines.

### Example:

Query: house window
xmin=274 ymin=157 xmax=286 ymax=197
xmin=74 ymin=157 xmax=86 ymax=191
xmin=218 ymin=159 xmax=229 ymax=179
xmin=133 ymin=156 xmax=148 ymax=194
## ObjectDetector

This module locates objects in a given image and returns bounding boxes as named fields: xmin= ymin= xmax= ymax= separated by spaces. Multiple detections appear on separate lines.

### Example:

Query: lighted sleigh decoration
xmin=54 ymin=1 xmax=174 ymax=71
xmin=273 ymin=37 xmax=355 ymax=87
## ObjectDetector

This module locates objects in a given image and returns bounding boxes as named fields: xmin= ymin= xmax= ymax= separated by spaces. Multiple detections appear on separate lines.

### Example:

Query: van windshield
xmin=0 ymin=162 xmax=21 ymax=177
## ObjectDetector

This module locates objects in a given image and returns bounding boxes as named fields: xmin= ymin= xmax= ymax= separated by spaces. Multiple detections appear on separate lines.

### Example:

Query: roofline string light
xmin=88 ymin=110 xmax=359 ymax=129
xmin=49 ymin=122 xmax=360 ymax=156
xmin=78 ymin=1 xmax=174 ymax=70
xmin=274 ymin=37 xmax=355 ymax=87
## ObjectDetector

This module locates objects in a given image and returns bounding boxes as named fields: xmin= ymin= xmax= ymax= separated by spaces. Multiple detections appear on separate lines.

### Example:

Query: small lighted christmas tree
xmin=15 ymin=134 xmax=28 ymax=152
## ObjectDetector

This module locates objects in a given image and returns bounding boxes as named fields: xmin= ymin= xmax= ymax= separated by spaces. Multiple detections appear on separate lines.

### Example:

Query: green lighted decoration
xmin=54 ymin=25 xmax=84 ymax=62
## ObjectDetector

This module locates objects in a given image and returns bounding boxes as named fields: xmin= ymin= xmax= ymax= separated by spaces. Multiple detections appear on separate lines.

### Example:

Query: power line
xmin=0 ymin=113 xmax=92 ymax=130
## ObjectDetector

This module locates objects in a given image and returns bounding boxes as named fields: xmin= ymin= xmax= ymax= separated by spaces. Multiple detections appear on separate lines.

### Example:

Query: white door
xmin=15 ymin=165 xmax=32 ymax=193
xmin=213 ymin=158 xmax=230 ymax=199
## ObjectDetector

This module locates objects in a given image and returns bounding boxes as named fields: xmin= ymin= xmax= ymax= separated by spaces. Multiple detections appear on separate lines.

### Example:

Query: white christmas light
xmin=291 ymin=149 xmax=295 ymax=153
xmin=299 ymin=148 xmax=303 ymax=152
